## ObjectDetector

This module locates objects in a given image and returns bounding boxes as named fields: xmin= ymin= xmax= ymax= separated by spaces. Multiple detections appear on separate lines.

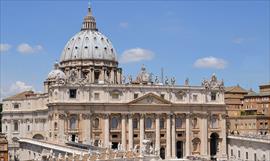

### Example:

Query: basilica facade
xmin=1 ymin=5 xmax=227 ymax=160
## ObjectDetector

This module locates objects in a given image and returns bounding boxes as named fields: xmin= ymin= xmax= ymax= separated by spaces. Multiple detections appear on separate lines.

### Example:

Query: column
xmin=121 ymin=114 xmax=127 ymax=150
xmin=140 ymin=114 xmax=145 ymax=154
xmin=89 ymin=114 xmax=92 ymax=142
xmin=166 ymin=114 xmax=171 ymax=159
xmin=58 ymin=114 xmax=65 ymax=143
xmin=128 ymin=114 xmax=134 ymax=150
xmin=221 ymin=114 xmax=227 ymax=158
xmin=104 ymin=114 xmax=110 ymax=148
xmin=200 ymin=114 xmax=208 ymax=156
xmin=91 ymin=69 xmax=94 ymax=83
xmin=155 ymin=114 xmax=160 ymax=155
xmin=185 ymin=113 xmax=191 ymax=157
xmin=82 ymin=114 xmax=91 ymax=144
xmin=171 ymin=114 xmax=176 ymax=158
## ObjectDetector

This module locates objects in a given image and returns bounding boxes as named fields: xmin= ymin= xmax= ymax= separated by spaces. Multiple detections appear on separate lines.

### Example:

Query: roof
xmin=3 ymin=90 xmax=35 ymax=101
xmin=225 ymin=85 xmax=248 ymax=93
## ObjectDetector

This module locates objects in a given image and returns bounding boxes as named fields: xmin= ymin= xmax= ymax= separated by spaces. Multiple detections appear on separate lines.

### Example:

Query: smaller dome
xmin=48 ymin=69 xmax=66 ymax=80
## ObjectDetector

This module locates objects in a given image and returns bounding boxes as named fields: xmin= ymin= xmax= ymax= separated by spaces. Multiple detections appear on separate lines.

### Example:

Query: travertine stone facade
xmin=1 ymin=5 xmax=228 ymax=161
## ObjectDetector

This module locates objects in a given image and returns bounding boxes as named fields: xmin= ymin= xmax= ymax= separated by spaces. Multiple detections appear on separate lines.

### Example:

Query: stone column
xmin=82 ymin=114 xmax=91 ymax=144
xmin=185 ymin=113 xmax=191 ymax=157
xmin=166 ymin=114 xmax=171 ymax=159
xmin=221 ymin=114 xmax=227 ymax=158
xmin=140 ymin=114 xmax=145 ymax=154
xmin=91 ymin=68 xmax=94 ymax=83
xmin=128 ymin=114 xmax=134 ymax=150
xmin=171 ymin=114 xmax=176 ymax=158
xmin=200 ymin=114 xmax=208 ymax=156
xmin=58 ymin=113 xmax=65 ymax=143
xmin=121 ymin=114 xmax=127 ymax=150
xmin=155 ymin=114 xmax=160 ymax=154
xmin=104 ymin=114 xmax=110 ymax=148
xmin=89 ymin=114 xmax=92 ymax=142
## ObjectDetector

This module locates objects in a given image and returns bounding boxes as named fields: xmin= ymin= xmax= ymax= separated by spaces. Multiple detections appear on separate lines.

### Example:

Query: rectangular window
xmin=111 ymin=93 xmax=119 ymax=99
xmin=193 ymin=95 xmax=198 ymax=102
xmin=94 ymin=93 xmax=100 ymax=100
xmin=134 ymin=93 xmax=138 ymax=99
xmin=14 ymin=121 xmax=19 ymax=131
xmin=238 ymin=150 xmax=240 ymax=158
xmin=254 ymin=153 xmax=257 ymax=161
xmin=13 ymin=103 xmax=19 ymax=109
xmin=231 ymin=149 xmax=233 ymax=156
xmin=246 ymin=152 xmax=248 ymax=159
xmin=69 ymin=89 xmax=77 ymax=98
xmin=211 ymin=92 xmax=216 ymax=101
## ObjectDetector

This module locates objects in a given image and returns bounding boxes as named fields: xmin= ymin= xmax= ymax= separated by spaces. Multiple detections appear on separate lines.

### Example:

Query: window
xmin=134 ymin=93 xmax=138 ymax=99
xmin=13 ymin=103 xmax=19 ymax=109
xmin=70 ymin=117 xmax=77 ymax=129
xmin=14 ymin=121 xmax=19 ymax=131
xmin=160 ymin=118 xmax=165 ymax=129
xmin=133 ymin=118 xmax=138 ymax=129
xmin=111 ymin=117 xmax=118 ymax=129
xmin=254 ymin=153 xmax=256 ymax=161
xmin=231 ymin=149 xmax=233 ymax=156
xmin=246 ymin=152 xmax=248 ymax=159
xmin=193 ymin=95 xmax=198 ymax=102
xmin=94 ymin=93 xmax=100 ymax=100
xmin=211 ymin=92 xmax=216 ymax=101
xmin=192 ymin=118 xmax=197 ymax=128
xmin=111 ymin=93 xmax=119 ymax=99
xmin=94 ymin=118 xmax=99 ymax=129
xmin=176 ymin=118 xmax=182 ymax=128
xmin=238 ymin=150 xmax=240 ymax=158
xmin=160 ymin=94 xmax=165 ymax=99
xmin=69 ymin=89 xmax=77 ymax=98
xmin=145 ymin=117 xmax=152 ymax=129
xmin=54 ymin=122 xmax=57 ymax=130
xmin=133 ymin=134 xmax=138 ymax=137
xmin=28 ymin=125 xmax=30 ymax=131
xmin=112 ymin=134 xmax=118 ymax=138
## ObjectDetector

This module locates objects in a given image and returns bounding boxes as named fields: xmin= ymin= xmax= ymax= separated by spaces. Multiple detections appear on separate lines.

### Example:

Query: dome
xmin=60 ymin=5 xmax=117 ymax=63
xmin=60 ymin=30 xmax=117 ymax=62
xmin=48 ymin=69 xmax=66 ymax=80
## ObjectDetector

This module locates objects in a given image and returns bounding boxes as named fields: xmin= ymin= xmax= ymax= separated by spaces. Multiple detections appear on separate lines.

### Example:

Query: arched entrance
xmin=160 ymin=147 xmax=165 ymax=159
xmin=210 ymin=133 xmax=219 ymax=160
xmin=176 ymin=141 xmax=183 ymax=158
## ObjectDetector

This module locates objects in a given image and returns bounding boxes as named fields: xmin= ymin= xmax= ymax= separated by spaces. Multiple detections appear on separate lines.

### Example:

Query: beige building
xmin=226 ymin=84 xmax=270 ymax=135
xmin=1 ymin=5 xmax=228 ymax=161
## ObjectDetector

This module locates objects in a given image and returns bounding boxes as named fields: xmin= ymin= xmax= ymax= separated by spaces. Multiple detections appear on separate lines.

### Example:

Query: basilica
xmin=1 ymin=5 xmax=227 ymax=161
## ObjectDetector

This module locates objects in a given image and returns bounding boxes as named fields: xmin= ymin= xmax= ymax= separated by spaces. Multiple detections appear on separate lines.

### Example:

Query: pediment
xmin=128 ymin=93 xmax=171 ymax=105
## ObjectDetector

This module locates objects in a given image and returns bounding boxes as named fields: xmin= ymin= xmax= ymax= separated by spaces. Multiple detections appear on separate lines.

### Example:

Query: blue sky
xmin=0 ymin=0 xmax=269 ymax=99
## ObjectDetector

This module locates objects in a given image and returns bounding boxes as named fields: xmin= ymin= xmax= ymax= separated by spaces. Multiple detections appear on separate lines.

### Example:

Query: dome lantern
xmin=81 ymin=4 xmax=98 ymax=31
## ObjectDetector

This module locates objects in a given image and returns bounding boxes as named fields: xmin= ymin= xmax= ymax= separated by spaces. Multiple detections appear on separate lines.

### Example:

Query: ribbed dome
xmin=60 ymin=5 xmax=117 ymax=63
xmin=60 ymin=30 xmax=117 ymax=62
xmin=48 ymin=69 xmax=66 ymax=80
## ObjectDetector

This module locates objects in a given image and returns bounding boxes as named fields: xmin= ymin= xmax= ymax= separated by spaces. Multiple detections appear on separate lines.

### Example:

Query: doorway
xmin=112 ymin=142 xmax=119 ymax=149
xmin=176 ymin=141 xmax=183 ymax=158
xmin=160 ymin=147 xmax=165 ymax=159
xmin=210 ymin=133 xmax=219 ymax=160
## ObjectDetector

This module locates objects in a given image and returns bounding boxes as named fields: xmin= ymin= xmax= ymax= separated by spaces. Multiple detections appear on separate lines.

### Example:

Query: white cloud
xmin=0 ymin=43 xmax=11 ymax=53
xmin=119 ymin=22 xmax=129 ymax=28
xmin=17 ymin=43 xmax=43 ymax=54
xmin=120 ymin=48 xmax=155 ymax=63
xmin=232 ymin=37 xmax=245 ymax=44
xmin=0 ymin=81 xmax=35 ymax=100
xmin=194 ymin=56 xmax=227 ymax=69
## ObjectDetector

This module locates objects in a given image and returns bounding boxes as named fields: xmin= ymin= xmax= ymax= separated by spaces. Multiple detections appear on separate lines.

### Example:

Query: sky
xmin=0 ymin=0 xmax=269 ymax=99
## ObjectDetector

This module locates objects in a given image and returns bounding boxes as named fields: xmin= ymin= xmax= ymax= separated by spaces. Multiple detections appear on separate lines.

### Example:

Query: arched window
xmin=111 ymin=117 xmax=118 ymax=129
xmin=176 ymin=118 xmax=182 ymax=128
xmin=70 ymin=117 xmax=77 ymax=129
xmin=160 ymin=118 xmax=165 ymax=129
xmin=94 ymin=118 xmax=99 ymax=129
xmin=145 ymin=117 xmax=152 ymax=129
xmin=133 ymin=118 xmax=138 ymax=129
xmin=14 ymin=121 xmax=19 ymax=131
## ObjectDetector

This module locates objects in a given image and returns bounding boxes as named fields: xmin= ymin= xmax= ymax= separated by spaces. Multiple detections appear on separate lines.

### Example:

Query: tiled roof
xmin=3 ymin=90 xmax=35 ymax=101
